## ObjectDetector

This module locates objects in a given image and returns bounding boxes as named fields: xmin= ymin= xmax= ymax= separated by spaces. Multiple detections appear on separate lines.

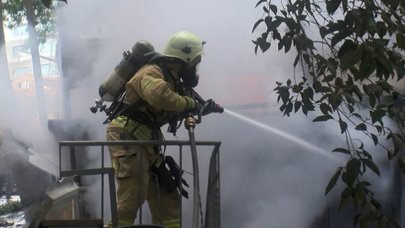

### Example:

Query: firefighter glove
xmin=165 ymin=156 xmax=189 ymax=198
xmin=150 ymin=156 xmax=177 ymax=193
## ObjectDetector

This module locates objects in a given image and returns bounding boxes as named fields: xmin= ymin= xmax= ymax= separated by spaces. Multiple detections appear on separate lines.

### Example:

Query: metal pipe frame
xmin=58 ymin=140 xmax=221 ymax=228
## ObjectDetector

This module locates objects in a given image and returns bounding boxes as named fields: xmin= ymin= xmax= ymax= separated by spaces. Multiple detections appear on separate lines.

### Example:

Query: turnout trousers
xmin=106 ymin=126 xmax=180 ymax=228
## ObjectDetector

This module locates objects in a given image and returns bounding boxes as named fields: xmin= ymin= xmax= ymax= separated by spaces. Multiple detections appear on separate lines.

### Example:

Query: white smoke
xmin=0 ymin=0 xmax=397 ymax=227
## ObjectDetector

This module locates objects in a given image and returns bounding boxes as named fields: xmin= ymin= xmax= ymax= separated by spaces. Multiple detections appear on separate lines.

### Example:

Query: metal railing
xmin=58 ymin=140 xmax=221 ymax=228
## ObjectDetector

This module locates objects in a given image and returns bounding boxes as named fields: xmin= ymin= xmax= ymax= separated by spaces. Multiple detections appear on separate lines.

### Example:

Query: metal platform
xmin=48 ymin=139 xmax=221 ymax=228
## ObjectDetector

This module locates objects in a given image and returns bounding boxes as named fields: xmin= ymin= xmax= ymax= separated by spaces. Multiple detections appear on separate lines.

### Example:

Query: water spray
xmin=223 ymin=109 xmax=343 ymax=162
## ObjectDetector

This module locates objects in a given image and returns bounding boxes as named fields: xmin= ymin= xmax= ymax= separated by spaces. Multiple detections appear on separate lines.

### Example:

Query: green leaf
xmin=374 ymin=51 xmax=393 ymax=74
xmin=396 ymin=30 xmax=405 ymax=49
xmin=257 ymin=36 xmax=271 ymax=52
xmin=266 ymin=19 xmax=282 ymax=31
xmin=254 ymin=42 xmax=259 ymax=54
xmin=302 ymin=103 xmax=314 ymax=115
xmin=342 ymin=170 xmax=355 ymax=185
xmin=352 ymin=113 xmax=362 ymax=119
xmin=331 ymin=28 xmax=351 ymax=47
xmin=339 ymin=187 xmax=351 ymax=209
xmin=354 ymin=184 xmax=365 ymax=205
xmin=326 ymin=0 xmax=341 ymax=14
xmin=370 ymin=197 xmax=381 ymax=209
xmin=313 ymin=114 xmax=334 ymax=122
xmin=313 ymin=80 xmax=322 ymax=92
xmin=284 ymin=18 xmax=297 ymax=31
xmin=359 ymin=50 xmax=376 ymax=79
xmin=340 ymin=48 xmax=361 ymax=70
xmin=341 ymin=0 xmax=348 ymax=11
xmin=272 ymin=29 xmax=281 ymax=40
xmin=363 ymin=84 xmax=382 ymax=94
xmin=284 ymin=37 xmax=292 ymax=53
xmin=263 ymin=5 xmax=269 ymax=13
xmin=335 ymin=77 xmax=343 ymax=88
xmin=302 ymin=87 xmax=314 ymax=101
xmin=362 ymin=150 xmax=373 ymax=160
xmin=255 ymin=0 xmax=267 ymax=8
xmin=294 ymin=101 xmax=302 ymax=113
xmin=347 ymin=158 xmax=361 ymax=173
xmin=369 ymin=94 xmax=377 ymax=108
xmin=284 ymin=102 xmax=293 ymax=116
xmin=280 ymin=10 xmax=287 ymax=17
xmin=371 ymin=134 xmax=378 ymax=145
xmin=252 ymin=19 xmax=264 ymax=33
xmin=359 ymin=214 xmax=372 ymax=228
xmin=269 ymin=4 xmax=277 ymax=15
xmin=322 ymin=75 xmax=335 ymax=83
xmin=355 ymin=123 xmax=367 ymax=131
xmin=370 ymin=109 xmax=386 ymax=124
xmin=278 ymin=37 xmax=285 ymax=50
xmin=332 ymin=147 xmax=351 ymax=154
xmin=329 ymin=93 xmax=343 ymax=110
xmin=337 ymin=39 xmax=357 ymax=58
xmin=292 ymin=84 xmax=303 ymax=93
xmin=339 ymin=118 xmax=348 ymax=134
xmin=277 ymin=87 xmax=290 ymax=103
xmin=320 ymin=103 xmax=332 ymax=114
xmin=361 ymin=158 xmax=381 ymax=176
xmin=293 ymin=53 xmax=300 ymax=67
xmin=319 ymin=26 xmax=328 ymax=38
xmin=325 ymin=167 xmax=343 ymax=195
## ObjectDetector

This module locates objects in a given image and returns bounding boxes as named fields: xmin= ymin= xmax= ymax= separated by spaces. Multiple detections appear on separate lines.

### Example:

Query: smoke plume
xmin=0 ymin=0 xmax=398 ymax=227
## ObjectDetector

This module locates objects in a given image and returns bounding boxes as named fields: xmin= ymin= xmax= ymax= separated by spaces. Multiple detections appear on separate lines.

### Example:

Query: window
xmin=39 ymin=42 xmax=56 ymax=55
xmin=13 ymin=67 xmax=31 ymax=78
xmin=12 ymin=45 xmax=24 ymax=59
xmin=19 ymin=81 xmax=30 ymax=89
xmin=9 ymin=25 xmax=28 ymax=38
xmin=41 ymin=63 xmax=59 ymax=76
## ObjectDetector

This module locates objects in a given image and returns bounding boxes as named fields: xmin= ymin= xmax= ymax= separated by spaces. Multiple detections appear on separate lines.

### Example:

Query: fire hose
xmin=184 ymin=97 xmax=223 ymax=228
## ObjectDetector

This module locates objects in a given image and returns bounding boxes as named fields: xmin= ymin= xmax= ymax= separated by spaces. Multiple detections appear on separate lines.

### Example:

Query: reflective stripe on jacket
xmin=124 ymin=64 xmax=195 ymax=117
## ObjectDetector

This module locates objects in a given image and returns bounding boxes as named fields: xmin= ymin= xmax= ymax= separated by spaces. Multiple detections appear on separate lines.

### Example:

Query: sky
xmin=0 ymin=0 xmax=400 ymax=227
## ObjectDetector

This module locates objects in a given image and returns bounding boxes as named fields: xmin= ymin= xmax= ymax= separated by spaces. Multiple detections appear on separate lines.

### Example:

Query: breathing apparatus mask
xmin=180 ymin=55 xmax=201 ymax=88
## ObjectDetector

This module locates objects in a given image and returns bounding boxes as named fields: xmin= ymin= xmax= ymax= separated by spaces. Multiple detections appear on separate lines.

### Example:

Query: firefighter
xmin=106 ymin=31 xmax=205 ymax=228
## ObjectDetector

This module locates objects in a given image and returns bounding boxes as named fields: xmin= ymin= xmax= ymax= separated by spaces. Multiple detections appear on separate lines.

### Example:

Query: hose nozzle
xmin=185 ymin=116 xmax=197 ymax=129
xmin=213 ymin=103 xmax=224 ymax=113
xmin=203 ymin=99 xmax=224 ymax=114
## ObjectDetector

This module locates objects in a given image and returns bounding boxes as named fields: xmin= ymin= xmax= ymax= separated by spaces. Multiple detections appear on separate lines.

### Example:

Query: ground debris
xmin=0 ymin=211 xmax=26 ymax=228
xmin=0 ymin=218 xmax=14 ymax=227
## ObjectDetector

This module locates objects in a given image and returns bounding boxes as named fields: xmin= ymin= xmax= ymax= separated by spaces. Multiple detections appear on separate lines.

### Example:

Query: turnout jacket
xmin=107 ymin=63 xmax=195 ymax=147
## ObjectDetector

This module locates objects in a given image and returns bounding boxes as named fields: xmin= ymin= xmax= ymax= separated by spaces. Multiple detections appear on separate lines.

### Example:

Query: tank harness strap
xmin=116 ymin=60 xmax=184 ymax=134
xmin=119 ymin=101 xmax=160 ymax=129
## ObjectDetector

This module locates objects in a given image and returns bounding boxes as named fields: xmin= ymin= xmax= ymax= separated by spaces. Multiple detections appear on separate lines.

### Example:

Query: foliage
xmin=253 ymin=0 xmax=404 ymax=227
xmin=0 ymin=200 xmax=22 ymax=216
xmin=2 ymin=0 xmax=56 ymax=43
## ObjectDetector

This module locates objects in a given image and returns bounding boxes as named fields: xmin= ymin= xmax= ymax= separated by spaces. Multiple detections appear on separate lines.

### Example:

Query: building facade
xmin=3 ymin=24 xmax=61 ymax=119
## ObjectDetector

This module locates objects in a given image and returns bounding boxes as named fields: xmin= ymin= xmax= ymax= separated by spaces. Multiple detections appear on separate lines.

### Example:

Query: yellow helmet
xmin=163 ymin=31 xmax=205 ymax=65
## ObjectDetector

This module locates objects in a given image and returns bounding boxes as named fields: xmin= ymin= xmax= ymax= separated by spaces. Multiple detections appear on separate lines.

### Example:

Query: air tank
xmin=99 ymin=40 xmax=155 ymax=102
